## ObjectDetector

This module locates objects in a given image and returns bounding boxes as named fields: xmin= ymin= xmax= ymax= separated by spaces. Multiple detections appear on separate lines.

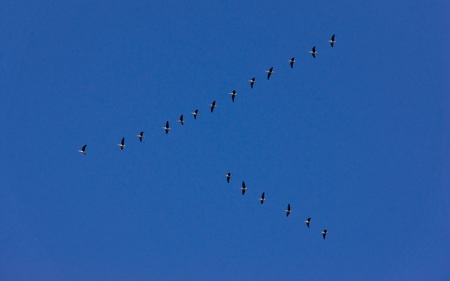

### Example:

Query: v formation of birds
xmin=78 ymin=35 xmax=337 ymax=240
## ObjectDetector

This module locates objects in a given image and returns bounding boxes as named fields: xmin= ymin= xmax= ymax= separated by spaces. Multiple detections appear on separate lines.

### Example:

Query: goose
xmin=328 ymin=34 xmax=336 ymax=47
xmin=260 ymin=192 xmax=265 ymax=204
xmin=304 ymin=218 xmax=311 ymax=228
xmin=322 ymin=229 xmax=328 ymax=239
xmin=163 ymin=121 xmax=170 ymax=134
xmin=117 ymin=137 xmax=125 ymax=150
xmin=289 ymin=57 xmax=295 ymax=69
xmin=285 ymin=204 xmax=291 ymax=217
xmin=309 ymin=46 xmax=317 ymax=58
xmin=210 ymin=100 xmax=217 ymax=113
xmin=249 ymin=77 xmax=255 ymax=89
xmin=192 ymin=109 xmax=199 ymax=120
xmin=226 ymin=172 xmax=231 ymax=183
xmin=229 ymin=90 xmax=237 ymax=103
xmin=78 ymin=144 xmax=87 ymax=155
xmin=177 ymin=114 xmax=184 ymax=125
xmin=137 ymin=131 xmax=144 ymax=142
xmin=240 ymin=181 xmax=247 ymax=195
xmin=266 ymin=67 xmax=274 ymax=80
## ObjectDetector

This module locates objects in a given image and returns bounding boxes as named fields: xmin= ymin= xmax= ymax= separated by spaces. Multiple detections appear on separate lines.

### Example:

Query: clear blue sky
xmin=1 ymin=1 xmax=449 ymax=280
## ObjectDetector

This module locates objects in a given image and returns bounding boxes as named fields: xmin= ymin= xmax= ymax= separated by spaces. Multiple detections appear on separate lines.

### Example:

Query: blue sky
xmin=1 ymin=1 xmax=449 ymax=280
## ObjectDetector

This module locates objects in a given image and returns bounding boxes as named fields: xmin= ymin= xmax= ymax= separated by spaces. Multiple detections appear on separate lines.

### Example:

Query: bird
xmin=285 ymin=204 xmax=291 ymax=217
xmin=309 ymin=46 xmax=317 ymax=58
xmin=328 ymin=34 xmax=336 ymax=47
xmin=78 ymin=144 xmax=87 ymax=155
xmin=192 ymin=109 xmax=199 ymax=120
xmin=259 ymin=192 xmax=265 ymax=204
xmin=240 ymin=181 xmax=247 ymax=195
xmin=249 ymin=77 xmax=255 ymax=89
xmin=322 ymin=229 xmax=328 ymax=239
xmin=266 ymin=67 xmax=274 ymax=80
xmin=210 ymin=100 xmax=217 ymax=112
xmin=163 ymin=121 xmax=170 ymax=134
xmin=229 ymin=90 xmax=237 ymax=103
xmin=289 ymin=57 xmax=295 ymax=69
xmin=137 ymin=131 xmax=144 ymax=142
xmin=117 ymin=137 xmax=125 ymax=150
xmin=226 ymin=172 xmax=231 ymax=183
xmin=304 ymin=218 xmax=311 ymax=228
xmin=177 ymin=114 xmax=184 ymax=125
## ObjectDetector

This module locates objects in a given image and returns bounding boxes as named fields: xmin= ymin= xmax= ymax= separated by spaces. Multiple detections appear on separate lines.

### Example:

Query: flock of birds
xmin=78 ymin=34 xmax=338 ymax=240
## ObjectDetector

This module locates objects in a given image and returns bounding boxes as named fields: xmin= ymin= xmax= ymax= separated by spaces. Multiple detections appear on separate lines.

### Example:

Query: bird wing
xmin=166 ymin=121 xmax=169 ymax=128
xmin=121 ymin=137 xmax=125 ymax=145
xmin=82 ymin=144 xmax=86 ymax=151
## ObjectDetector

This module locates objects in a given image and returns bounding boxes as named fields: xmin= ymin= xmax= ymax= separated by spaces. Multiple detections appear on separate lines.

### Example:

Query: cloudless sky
xmin=1 ymin=1 xmax=449 ymax=280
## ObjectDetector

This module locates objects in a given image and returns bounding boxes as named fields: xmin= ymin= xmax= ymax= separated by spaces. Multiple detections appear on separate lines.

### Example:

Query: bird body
xmin=137 ymin=131 xmax=144 ymax=142
xmin=78 ymin=144 xmax=87 ymax=155
xmin=210 ymin=100 xmax=217 ymax=112
xmin=289 ymin=57 xmax=295 ymax=69
xmin=304 ymin=218 xmax=311 ymax=228
xmin=240 ymin=181 xmax=247 ymax=195
xmin=328 ymin=34 xmax=336 ymax=47
xmin=249 ymin=77 xmax=255 ymax=88
xmin=163 ymin=121 xmax=170 ymax=134
xmin=192 ymin=109 xmax=199 ymax=119
xmin=285 ymin=204 xmax=291 ymax=217
xmin=260 ymin=192 xmax=265 ymax=204
xmin=266 ymin=67 xmax=274 ymax=80
xmin=177 ymin=114 xmax=184 ymax=125
xmin=226 ymin=173 xmax=231 ymax=183
xmin=309 ymin=46 xmax=317 ymax=58
xmin=322 ymin=229 xmax=328 ymax=239
xmin=229 ymin=90 xmax=237 ymax=102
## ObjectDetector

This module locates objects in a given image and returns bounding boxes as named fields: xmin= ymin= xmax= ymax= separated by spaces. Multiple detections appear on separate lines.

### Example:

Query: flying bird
xmin=78 ymin=144 xmax=87 ymax=155
xmin=328 ymin=34 xmax=336 ymax=47
xmin=117 ymin=137 xmax=125 ymax=150
xmin=260 ymin=192 xmax=265 ymax=204
xmin=322 ymin=229 xmax=328 ymax=239
xmin=266 ymin=67 xmax=274 ymax=80
xmin=137 ymin=131 xmax=144 ymax=142
xmin=210 ymin=100 xmax=217 ymax=113
xmin=229 ymin=90 xmax=237 ymax=103
xmin=285 ymin=204 xmax=291 ymax=217
xmin=240 ymin=181 xmax=247 ymax=195
xmin=309 ymin=46 xmax=317 ymax=58
xmin=177 ymin=114 xmax=184 ymax=125
xmin=163 ymin=121 xmax=170 ymax=134
xmin=192 ymin=109 xmax=199 ymax=120
xmin=289 ymin=57 xmax=295 ymax=69
xmin=226 ymin=172 xmax=231 ymax=183
xmin=249 ymin=77 xmax=255 ymax=89
xmin=304 ymin=218 xmax=311 ymax=228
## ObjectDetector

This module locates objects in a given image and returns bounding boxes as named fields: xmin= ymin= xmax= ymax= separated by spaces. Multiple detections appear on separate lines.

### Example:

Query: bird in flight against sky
xmin=137 ymin=131 xmax=144 ymax=142
xmin=249 ymin=77 xmax=255 ymax=88
xmin=177 ymin=114 xmax=184 ymax=125
xmin=328 ymin=34 xmax=336 ymax=47
xmin=309 ymin=46 xmax=317 ymax=58
xmin=78 ymin=144 xmax=87 ymax=155
xmin=289 ymin=57 xmax=295 ymax=69
xmin=117 ymin=137 xmax=125 ymax=150
xmin=260 ymin=192 xmax=265 ymax=204
xmin=226 ymin=172 xmax=231 ymax=183
xmin=322 ymin=229 xmax=328 ymax=239
xmin=285 ymin=204 xmax=291 ymax=217
xmin=210 ymin=100 xmax=217 ymax=112
xmin=304 ymin=218 xmax=311 ymax=228
xmin=163 ymin=121 xmax=170 ymax=134
xmin=229 ymin=90 xmax=237 ymax=103
xmin=266 ymin=67 xmax=274 ymax=80
xmin=240 ymin=181 xmax=247 ymax=195
xmin=192 ymin=109 xmax=198 ymax=120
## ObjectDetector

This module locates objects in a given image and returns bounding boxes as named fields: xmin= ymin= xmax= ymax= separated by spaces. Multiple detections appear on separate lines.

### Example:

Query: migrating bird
xmin=192 ymin=109 xmax=199 ymax=120
xmin=309 ymin=46 xmax=317 ymax=58
xmin=117 ymin=137 xmax=125 ymax=150
xmin=210 ymin=100 xmax=217 ymax=113
xmin=285 ymin=204 xmax=291 ymax=217
xmin=322 ymin=229 xmax=328 ymax=239
xmin=226 ymin=172 xmax=231 ymax=183
xmin=177 ymin=114 xmax=184 ymax=125
xmin=163 ymin=121 xmax=170 ymax=134
xmin=289 ymin=57 xmax=295 ymax=69
xmin=78 ymin=144 xmax=87 ymax=155
xmin=229 ymin=90 xmax=237 ymax=103
xmin=137 ymin=131 xmax=144 ymax=142
xmin=328 ymin=34 xmax=336 ymax=47
xmin=266 ymin=67 xmax=274 ymax=80
xmin=249 ymin=77 xmax=255 ymax=89
xmin=304 ymin=218 xmax=311 ymax=228
xmin=240 ymin=181 xmax=247 ymax=195
xmin=259 ymin=192 xmax=265 ymax=204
